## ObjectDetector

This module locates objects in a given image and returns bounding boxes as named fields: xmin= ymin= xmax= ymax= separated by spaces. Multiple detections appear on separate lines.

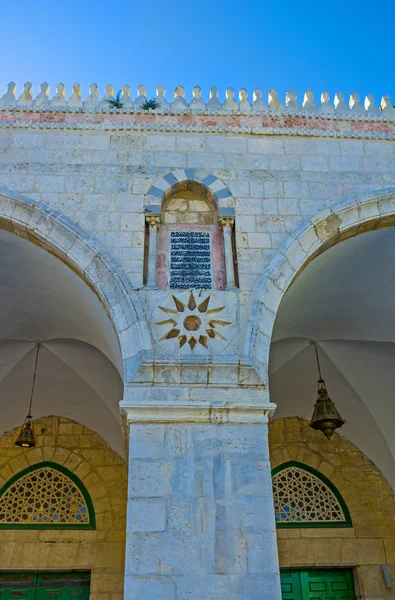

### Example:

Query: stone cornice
xmin=120 ymin=402 xmax=277 ymax=424
xmin=1 ymin=108 xmax=395 ymax=140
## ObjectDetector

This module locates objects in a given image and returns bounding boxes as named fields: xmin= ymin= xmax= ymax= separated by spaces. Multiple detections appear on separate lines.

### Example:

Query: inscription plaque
xmin=169 ymin=231 xmax=212 ymax=289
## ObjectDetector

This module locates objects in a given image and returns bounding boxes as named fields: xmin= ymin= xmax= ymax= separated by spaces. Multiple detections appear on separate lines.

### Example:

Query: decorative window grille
xmin=272 ymin=461 xmax=352 ymax=528
xmin=0 ymin=461 xmax=95 ymax=529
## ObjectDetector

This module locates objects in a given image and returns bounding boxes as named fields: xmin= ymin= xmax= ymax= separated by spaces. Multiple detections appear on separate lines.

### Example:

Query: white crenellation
xmin=206 ymin=86 xmax=222 ymax=110
xmin=172 ymin=85 xmax=188 ymax=110
xmin=134 ymin=84 xmax=147 ymax=107
xmin=253 ymin=88 xmax=266 ymax=111
xmin=84 ymin=83 xmax=99 ymax=108
xmin=381 ymin=95 xmax=395 ymax=115
xmin=0 ymin=81 xmax=16 ymax=106
xmin=239 ymin=88 xmax=251 ymax=111
xmin=121 ymin=84 xmax=133 ymax=108
xmin=349 ymin=93 xmax=365 ymax=115
xmin=302 ymin=90 xmax=317 ymax=112
xmin=156 ymin=85 xmax=170 ymax=109
xmin=365 ymin=94 xmax=380 ymax=115
xmin=286 ymin=90 xmax=299 ymax=110
xmin=334 ymin=91 xmax=350 ymax=114
xmin=1 ymin=81 xmax=395 ymax=121
xmin=51 ymin=83 xmax=66 ymax=107
xmin=68 ymin=83 xmax=82 ymax=106
xmin=190 ymin=85 xmax=205 ymax=111
xmin=17 ymin=81 xmax=33 ymax=106
xmin=224 ymin=87 xmax=238 ymax=111
xmin=101 ymin=84 xmax=115 ymax=107
xmin=268 ymin=88 xmax=282 ymax=110
xmin=34 ymin=82 xmax=50 ymax=107
xmin=319 ymin=91 xmax=334 ymax=114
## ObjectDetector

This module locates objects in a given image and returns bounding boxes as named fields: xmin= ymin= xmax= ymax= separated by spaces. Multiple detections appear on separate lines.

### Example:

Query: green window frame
xmin=272 ymin=461 xmax=352 ymax=529
xmin=0 ymin=461 xmax=95 ymax=530
xmin=0 ymin=570 xmax=91 ymax=599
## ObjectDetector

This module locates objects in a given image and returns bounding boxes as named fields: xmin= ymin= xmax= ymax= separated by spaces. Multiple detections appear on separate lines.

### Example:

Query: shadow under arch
xmin=0 ymin=186 xmax=152 ymax=380
xmin=244 ymin=186 xmax=395 ymax=382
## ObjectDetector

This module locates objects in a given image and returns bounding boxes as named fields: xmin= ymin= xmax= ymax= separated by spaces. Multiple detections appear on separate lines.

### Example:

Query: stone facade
xmin=270 ymin=417 xmax=395 ymax=600
xmin=0 ymin=417 xmax=127 ymax=600
xmin=1 ymin=85 xmax=395 ymax=599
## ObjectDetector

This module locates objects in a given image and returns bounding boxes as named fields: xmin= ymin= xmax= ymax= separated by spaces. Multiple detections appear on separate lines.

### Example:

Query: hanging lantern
xmin=15 ymin=342 xmax=40 ymax=448
xmin=15 ymin=416 xmax=35 ymax=448
xmin=310 ymin=342 xmax=345 ymax=440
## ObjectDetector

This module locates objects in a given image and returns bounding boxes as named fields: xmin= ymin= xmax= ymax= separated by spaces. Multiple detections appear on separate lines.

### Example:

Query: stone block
xmin=248 ymin=232 xmax=271 ymax=248
xmin=129 ymin=498 xmax=167 ymax=532
xmin=176 ymin=135 xmax=205 ymax=152
xmin=238 ymin=215 xmax=256 ymax=232
xmin=187 ymin=152 xmax=225 ymax=169
xmin=231 ymin=457 xmax=272 ymax=496
xmin=128 ymin=460 xmax=174 ymax=497
xmin=146 ymin=135 xmax=176 ymax=152
xmin=12 ymin=133 xmax=43 ymax=148
xmin=248 ymin=138 xmax=285 ymax=155
xmin=168 ymin=497 xmax=194 ymax=532
xmin=125 ymin=576 xmax=175 ymax=600
xmin=206 ymin=136 xmax=247 ymax=154
xmin=126 ymin=533 xmax=207 ymax=575
xmin=129 ymin=425 xmax=166 ymax=459
xmin=154 ymin=152 xmax=186 ymax=168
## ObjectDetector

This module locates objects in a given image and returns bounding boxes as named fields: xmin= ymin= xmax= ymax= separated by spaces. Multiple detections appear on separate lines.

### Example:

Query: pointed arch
xmin=0 ymin=461 xmax=96 ymax=529
xmin=244 ymin=187 xmax=395 ymax=382
xmin=146 ymin=169 xmax=234 ymax=209
xmin=272 ymin=461 xmax=352 ymax=528
xmin=0 ymin=185 xmax=152 ymax=380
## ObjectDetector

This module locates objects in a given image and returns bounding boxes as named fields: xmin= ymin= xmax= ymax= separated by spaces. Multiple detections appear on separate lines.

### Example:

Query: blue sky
xmin=1 ymin=0 xmax=393 ymax=105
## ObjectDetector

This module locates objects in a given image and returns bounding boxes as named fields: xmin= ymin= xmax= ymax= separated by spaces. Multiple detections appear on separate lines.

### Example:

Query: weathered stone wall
xmin=1 ymin=125 xmax=394 ymax=361
xmin=0 ymin=128 xmax=394 ymax=297
xmin=125 ymin=421 xmax=280 ymax=600
xmin=0 ymin=416 xmax=127 ymax=600
xmin=269 ymin=417 xmax=395 ymax=599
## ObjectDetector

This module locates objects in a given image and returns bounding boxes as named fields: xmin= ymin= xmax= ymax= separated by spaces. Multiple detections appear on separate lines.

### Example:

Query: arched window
xmin=0 ymin=461 xmax=95 ymax=529
xmin=272 ymin=461 xmax=351 ymax=528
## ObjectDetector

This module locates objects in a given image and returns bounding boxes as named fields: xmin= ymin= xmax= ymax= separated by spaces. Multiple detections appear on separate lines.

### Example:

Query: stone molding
xmin=0 ymin=186 xmax=152 ymax=377
xmin=244 ymin=187 xmax=395 ymax=382
xmin=146 ymin=169 xmax=233 ymax=208
xmin=121 ymin=402 xmax=276 ymax=423
xmin=2 ymin=107 xmax=395 ymax=140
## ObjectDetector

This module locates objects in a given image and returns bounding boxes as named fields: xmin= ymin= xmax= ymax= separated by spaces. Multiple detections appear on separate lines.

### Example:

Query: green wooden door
xmin=281 ymin=570 xmax=303 ymax=600
xmin=0 ymin=573 xmax=36 ymax=600
xmin=0 ymin=573 xmax=90 ymax=600
xmin=281 ymin=569 xmax=355 ymax=600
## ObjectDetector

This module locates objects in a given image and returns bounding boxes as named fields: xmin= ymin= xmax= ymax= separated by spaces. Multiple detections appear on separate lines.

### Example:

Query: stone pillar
xmin=121 ymin=389 xmax=281 ymax=600
xmin=145 ymin=215 xmax=160 ymax=289
xmin=219 ymin=216 xmax=237 ymax=290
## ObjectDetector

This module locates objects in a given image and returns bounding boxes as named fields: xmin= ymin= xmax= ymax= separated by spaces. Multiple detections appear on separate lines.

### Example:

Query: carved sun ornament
xmin=153 ymin=291 xmax=232 ymax=354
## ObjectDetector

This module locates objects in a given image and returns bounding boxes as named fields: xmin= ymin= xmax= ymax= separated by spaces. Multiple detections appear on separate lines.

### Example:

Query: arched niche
xmin=144 ymin=170 xmax=237 ymax=291
xmin=156 ymin=181 xmax=226 ymax=290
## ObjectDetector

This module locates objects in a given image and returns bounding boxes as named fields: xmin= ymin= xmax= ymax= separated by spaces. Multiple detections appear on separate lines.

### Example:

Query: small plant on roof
xmin=141 ymin=98 xmax=160 ymax=111
xmin=106 ymin=90 xmax=123 ymax=109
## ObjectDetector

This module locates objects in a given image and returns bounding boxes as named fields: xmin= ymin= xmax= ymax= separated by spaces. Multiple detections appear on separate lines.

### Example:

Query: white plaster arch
xmin=244 ymin=187 xmax=395 ymax=381
xmin=0 ymin=186 xmax=152 ymax=382
xmin=146 ymin=168 xmax=234 ymax=209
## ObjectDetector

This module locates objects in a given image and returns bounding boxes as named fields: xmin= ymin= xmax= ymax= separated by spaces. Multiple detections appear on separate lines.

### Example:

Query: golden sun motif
xmin=154 ymin=292 xmax=231 ymax=351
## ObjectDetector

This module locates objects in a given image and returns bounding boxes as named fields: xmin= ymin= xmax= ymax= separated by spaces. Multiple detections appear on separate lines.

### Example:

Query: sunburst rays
xmin=154 ymin=291 xmax=231 ymax=351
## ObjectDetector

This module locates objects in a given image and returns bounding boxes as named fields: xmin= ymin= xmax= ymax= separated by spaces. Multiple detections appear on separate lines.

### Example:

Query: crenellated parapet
xmin=1 ymin=81 xmax=395 ymax=139
xmin=1 ymin=81 xmax=394 ymax=115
